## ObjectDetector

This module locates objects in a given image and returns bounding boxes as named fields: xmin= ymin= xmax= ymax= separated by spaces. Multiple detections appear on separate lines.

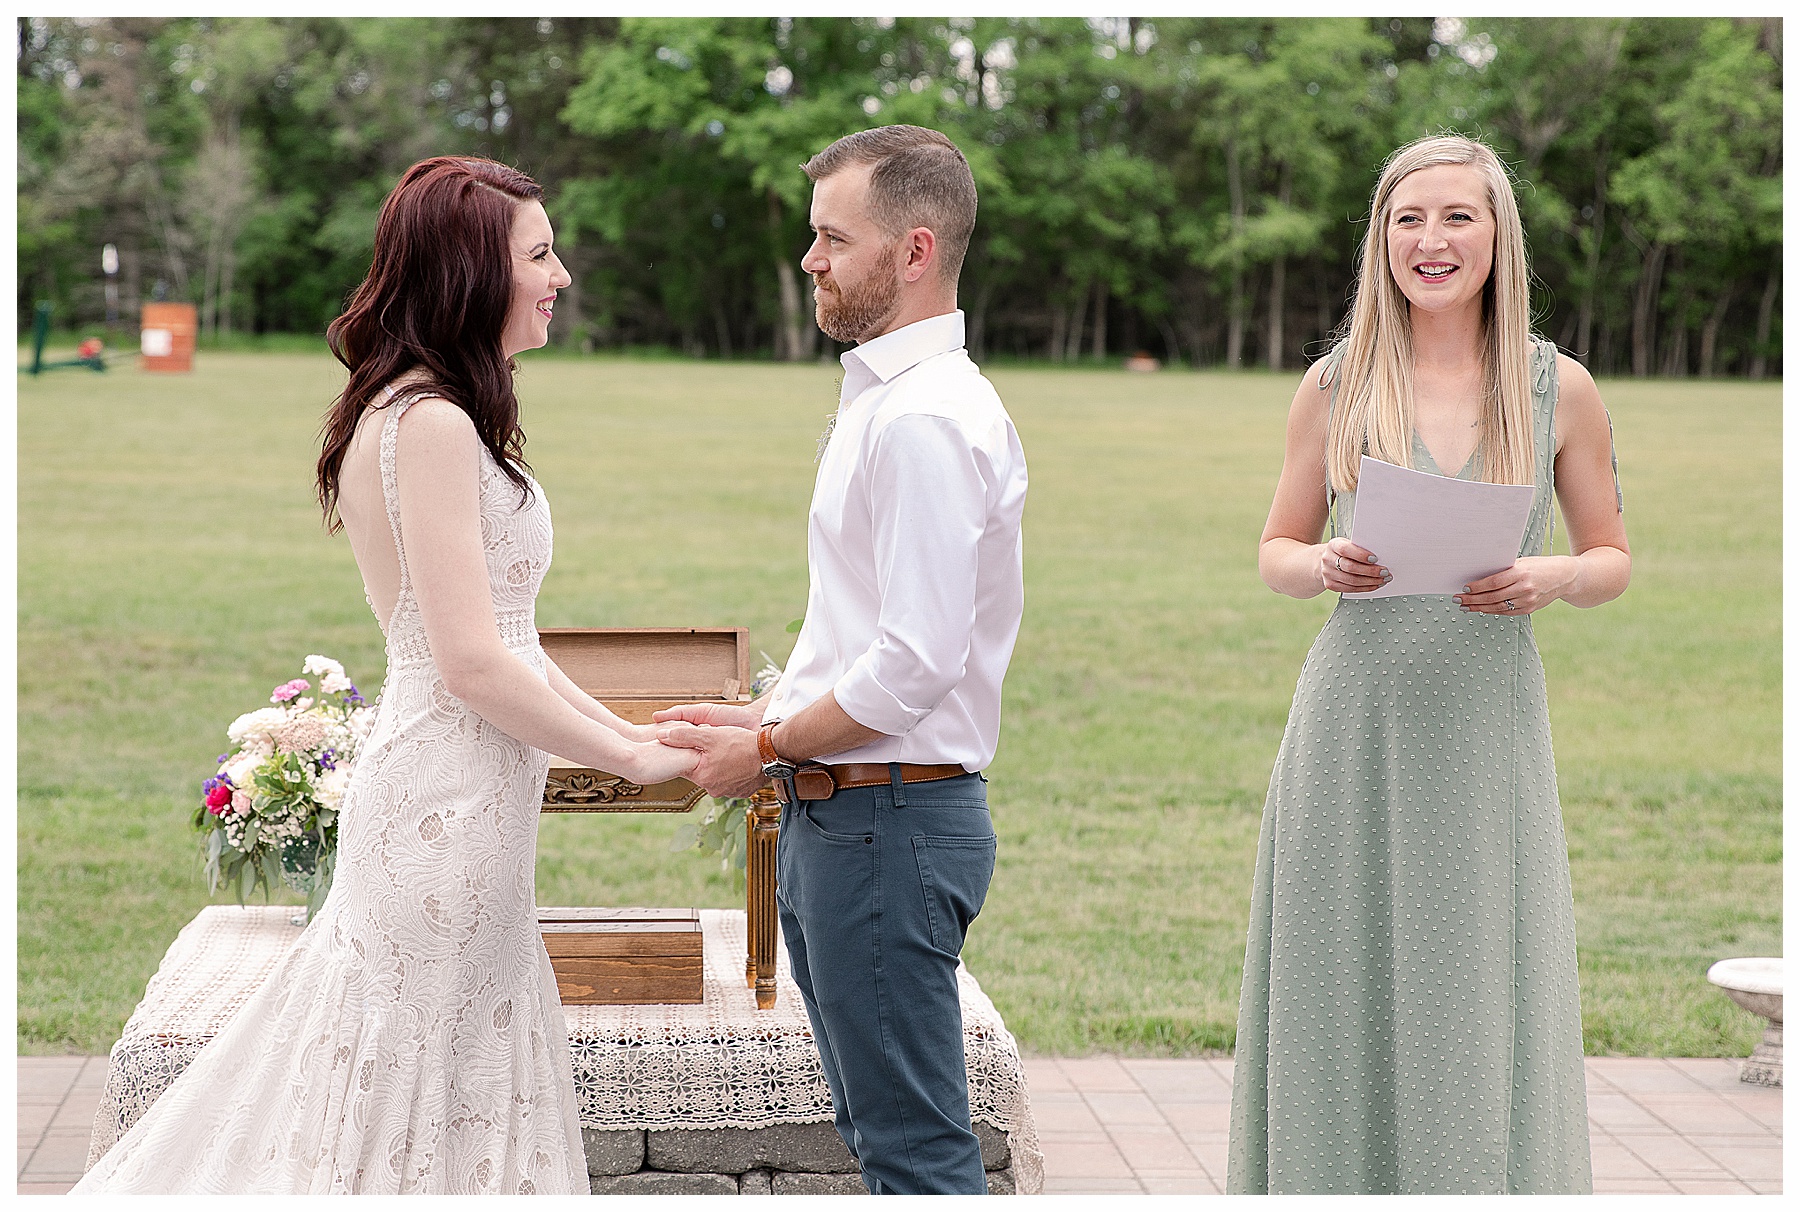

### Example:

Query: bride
xmin=74 ymin=156 xmax=696 ymax=1194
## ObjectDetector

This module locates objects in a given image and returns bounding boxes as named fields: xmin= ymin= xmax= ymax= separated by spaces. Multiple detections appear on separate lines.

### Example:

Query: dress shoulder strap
xmin=377 ymin=385 xmax=433 ymax=603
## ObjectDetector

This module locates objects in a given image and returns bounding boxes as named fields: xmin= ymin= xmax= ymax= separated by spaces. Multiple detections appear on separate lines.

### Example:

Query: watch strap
xmin=757 ymin=720 xmax=784 ymax=766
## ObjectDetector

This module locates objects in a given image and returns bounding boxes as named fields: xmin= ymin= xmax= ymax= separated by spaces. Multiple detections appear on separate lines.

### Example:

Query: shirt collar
xmin=840 ymin=310 xmax=965 ymax=386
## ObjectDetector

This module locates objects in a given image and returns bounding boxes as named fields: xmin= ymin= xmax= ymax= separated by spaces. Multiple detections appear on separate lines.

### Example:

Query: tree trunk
xmin=1630 ymin=241 xmax=1666 ymax=377
xmin=122 ymin=241 xmax=142 ymax=322
xmin=1265 ymin=166 xmax=1292 ymax=371
xmin=1314 ymin=258 xmax=1334 ymax=346
xmin=1750 ymin=266 xmax=1778 ymax=379
xmin=1064 ymin=282 xmax=1089 ymax=362
xmin=1156 ymin=316 xmax=1183 ymax=366
xmin=1267 ymin=257 xmax=1286 ymax=371
xmin=558 ymin=254 xmax=585 ymax=350
xmin=1089 ymin=279 xmax=1108 ymax=361
xmin=967 ymin=275 xmax=994 ymax=361
xmin=199 ymin=231 xmax=219 ymax=340
xmin=1225 ymin=138 xmax=1247 ymax=369
xmin=1660 ymin=311 xmax=1688 ymax=377
xmin=712 ymin=300 xmax=733 ymax=358
xmin=769 ymin=188 xmax=804 ymax=362
xmin=1576 ymin=142 xmax=1608 ymax=366
xmin=1698 ymin=281 xmax=1738 ymax=378
xmin=219 ymin=240 xmax=236 ymax=339
xmin=1048 ymin=303 xmax=1067 ymax=362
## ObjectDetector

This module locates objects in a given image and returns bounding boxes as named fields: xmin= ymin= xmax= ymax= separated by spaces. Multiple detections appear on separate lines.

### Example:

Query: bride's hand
xmin=626 ymin=739 xmax=700 ymax=785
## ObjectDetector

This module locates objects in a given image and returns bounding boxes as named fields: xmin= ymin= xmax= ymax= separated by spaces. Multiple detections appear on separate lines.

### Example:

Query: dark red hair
xmin=317 ymin=156 xmax=542 ymax=530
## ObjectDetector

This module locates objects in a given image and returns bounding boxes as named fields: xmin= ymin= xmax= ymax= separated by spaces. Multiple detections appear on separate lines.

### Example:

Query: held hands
xmin=626 ymin=739 xmax=700 ymax=785
xmin=1319 ymin=538 xmax=1391 ymax=594
xmin=651 ymin=713 xmax=763 ymax=799
xmin=1455 ymin=555 xmax=1580 ymax=616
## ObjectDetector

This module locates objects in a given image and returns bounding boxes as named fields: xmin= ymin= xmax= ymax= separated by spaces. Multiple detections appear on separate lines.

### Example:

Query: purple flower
xmin=345 ymin=686 xmax=364 ymax=705
xmin=203 ymin=774 xmax=234 ymax=811
xmin=318 ymin=748 xmax=337 ymax=771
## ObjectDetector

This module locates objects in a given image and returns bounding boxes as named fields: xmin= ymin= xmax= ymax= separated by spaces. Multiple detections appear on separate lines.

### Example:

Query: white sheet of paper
xmin=1346 ymin=455 xmax=1536 ymax=598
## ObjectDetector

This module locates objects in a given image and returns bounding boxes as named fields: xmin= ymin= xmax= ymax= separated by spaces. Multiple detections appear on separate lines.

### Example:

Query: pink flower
xmin=230 ymin=789 xmax=252 ymax=814
xmin=205 ymin=783 xmax=232 ymax=810
xmin=270 ymin=678 xmax=310 ymax=703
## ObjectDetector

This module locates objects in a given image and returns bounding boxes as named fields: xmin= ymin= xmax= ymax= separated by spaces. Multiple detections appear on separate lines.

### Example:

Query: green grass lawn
xmin=17 ymin=350 xmax=1780 ymax=1057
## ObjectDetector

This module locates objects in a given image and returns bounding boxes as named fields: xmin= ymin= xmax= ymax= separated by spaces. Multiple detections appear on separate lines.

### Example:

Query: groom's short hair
xmin=803 ymin=125 xmax=978 ymax=282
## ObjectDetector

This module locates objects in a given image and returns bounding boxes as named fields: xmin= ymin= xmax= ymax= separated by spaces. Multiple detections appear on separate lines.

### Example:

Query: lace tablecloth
xmin=87 ymin=905 xmax=1042 ymax=1192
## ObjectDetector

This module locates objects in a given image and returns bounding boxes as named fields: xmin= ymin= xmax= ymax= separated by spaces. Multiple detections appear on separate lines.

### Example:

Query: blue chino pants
xmin=776 ymin=768 xmax=997 ymax=1195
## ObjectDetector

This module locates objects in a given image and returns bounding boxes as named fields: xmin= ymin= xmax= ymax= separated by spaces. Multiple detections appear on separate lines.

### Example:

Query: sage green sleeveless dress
xmin=1227 ymin=340 xmax=1594 ymax=1194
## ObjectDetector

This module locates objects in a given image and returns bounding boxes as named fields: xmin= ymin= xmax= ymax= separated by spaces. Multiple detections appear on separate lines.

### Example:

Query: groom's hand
xmin=652 ymin=701 xmax=762 ymax=730
xmin=656 ymin=722 xmax=769 ymax=798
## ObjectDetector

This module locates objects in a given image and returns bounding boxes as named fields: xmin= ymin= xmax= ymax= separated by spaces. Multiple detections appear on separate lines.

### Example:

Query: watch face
xmin=762 ymin=760 xmax=797 ymax=780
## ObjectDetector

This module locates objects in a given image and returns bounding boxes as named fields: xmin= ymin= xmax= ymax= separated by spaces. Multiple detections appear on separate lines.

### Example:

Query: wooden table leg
xmin=746 ymin=790 xmax=781 ymax=1009
xmin=744 ymin=805 xmax=758 ymax=990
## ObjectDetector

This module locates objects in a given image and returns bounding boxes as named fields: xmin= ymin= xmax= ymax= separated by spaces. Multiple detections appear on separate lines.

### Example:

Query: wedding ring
xmin=1504 ymin=598 xmax=1516 ymax=611
xmin=1334 ymin=556 xmax=1344 ymax=571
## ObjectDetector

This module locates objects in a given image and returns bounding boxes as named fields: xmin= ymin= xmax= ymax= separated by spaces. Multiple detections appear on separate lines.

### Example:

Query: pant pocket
xmin=912 ymin=835 xmax=997 ymax=955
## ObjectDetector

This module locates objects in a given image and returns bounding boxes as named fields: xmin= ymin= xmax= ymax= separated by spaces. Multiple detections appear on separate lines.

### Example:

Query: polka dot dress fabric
xmin=1227 ymin=342 xmax=1593 ymax=1194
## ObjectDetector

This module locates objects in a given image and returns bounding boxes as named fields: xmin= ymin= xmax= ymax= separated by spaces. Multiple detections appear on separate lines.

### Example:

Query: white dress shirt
xmin=765 ymin=310 xmax=1028 ymax=771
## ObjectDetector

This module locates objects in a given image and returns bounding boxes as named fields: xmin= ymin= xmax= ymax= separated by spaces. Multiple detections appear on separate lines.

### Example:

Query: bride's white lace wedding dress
xmin=75 ymin=392 xmax=589 ymax=1194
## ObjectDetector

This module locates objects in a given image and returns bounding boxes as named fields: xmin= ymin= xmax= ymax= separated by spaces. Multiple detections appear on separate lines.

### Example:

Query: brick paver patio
xmin=19 ymin=1053 xmax=1782 ymax=1194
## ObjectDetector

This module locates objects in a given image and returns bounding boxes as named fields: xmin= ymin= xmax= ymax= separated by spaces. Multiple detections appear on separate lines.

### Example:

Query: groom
xmin=655 ymin=124 xmax=1028 ymax=1195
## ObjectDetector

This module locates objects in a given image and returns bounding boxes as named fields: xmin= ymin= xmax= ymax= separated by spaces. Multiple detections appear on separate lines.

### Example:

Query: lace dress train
xmin=74 ymin=394 xmax=589 ymax=1194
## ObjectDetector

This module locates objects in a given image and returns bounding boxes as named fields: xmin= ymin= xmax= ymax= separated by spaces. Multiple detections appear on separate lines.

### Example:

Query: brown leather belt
xmin=775 ymin=762 xmax=969 ymax=804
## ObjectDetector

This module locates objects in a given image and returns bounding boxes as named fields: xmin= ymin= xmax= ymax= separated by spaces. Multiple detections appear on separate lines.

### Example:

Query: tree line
xmin=17 ymin=16 xmax=1782 ymax=377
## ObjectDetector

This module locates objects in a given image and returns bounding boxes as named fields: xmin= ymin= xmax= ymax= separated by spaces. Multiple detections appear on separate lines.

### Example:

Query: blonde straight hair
xmin=1327 ymin=134 xmax=1537 ymax=493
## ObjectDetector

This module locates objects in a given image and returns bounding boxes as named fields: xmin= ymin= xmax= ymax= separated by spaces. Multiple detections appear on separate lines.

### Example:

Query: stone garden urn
xmin=1706 ymin=957 xmax=1782 ymax=1087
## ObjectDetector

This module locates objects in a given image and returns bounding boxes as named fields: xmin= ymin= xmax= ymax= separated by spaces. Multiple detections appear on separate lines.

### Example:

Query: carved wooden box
xmin=539 ymin=907 xmax=702 ymax=1005
xmin=538 ymin=627 xmax=751 ymax=812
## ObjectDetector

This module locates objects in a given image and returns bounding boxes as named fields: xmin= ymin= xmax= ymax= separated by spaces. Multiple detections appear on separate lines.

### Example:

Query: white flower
xmin=316 ymin=767 xmax=350 ymax=812
xmin=303 ymin=654 xmax=346 ymax=680
xmin=228 ymin=707 xmax=289 ymax=752
xmin=225 ymin=752 xmax=262 ymax=792
xmin=320 ymin=672 xmax=353 ymax=695
xmin=750 ymin=659 xmax=784 ymax=698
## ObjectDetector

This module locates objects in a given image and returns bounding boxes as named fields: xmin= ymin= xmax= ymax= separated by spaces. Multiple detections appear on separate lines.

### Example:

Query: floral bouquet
xmin=669 ymin=655 xmax=784 ymax=890
xmin=195 ymin=655 xmax=374 ymax=922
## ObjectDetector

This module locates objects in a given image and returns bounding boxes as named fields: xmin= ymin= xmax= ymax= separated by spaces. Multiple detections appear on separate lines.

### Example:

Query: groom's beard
xmin=813 ymin=259 xmax=902 ymax=344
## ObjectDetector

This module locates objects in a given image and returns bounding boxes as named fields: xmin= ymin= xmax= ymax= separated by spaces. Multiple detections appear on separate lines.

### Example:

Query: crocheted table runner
xmin=86 ymin=904 xmax=1042 ymax=1192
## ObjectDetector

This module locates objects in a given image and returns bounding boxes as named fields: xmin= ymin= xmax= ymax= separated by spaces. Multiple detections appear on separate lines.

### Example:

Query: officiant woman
xmin=1226 ymin=133 xmax=1630 ymax=1195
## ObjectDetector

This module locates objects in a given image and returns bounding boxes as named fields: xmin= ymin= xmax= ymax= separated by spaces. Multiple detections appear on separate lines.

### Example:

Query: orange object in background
xmin=139 ymin=302 xmax=197 ymax=372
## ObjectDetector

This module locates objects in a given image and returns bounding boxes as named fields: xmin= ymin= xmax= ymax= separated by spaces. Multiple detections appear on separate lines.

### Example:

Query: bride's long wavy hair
xmin=316 ymin=156 xmax=540 ymax=531
xmin=1326 ymin=135 xmax=1536 ymax=493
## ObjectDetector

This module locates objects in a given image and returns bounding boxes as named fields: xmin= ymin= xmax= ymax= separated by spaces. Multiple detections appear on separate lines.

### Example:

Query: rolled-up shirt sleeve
xmin=832 ymin=411 xmax=987 ymax=736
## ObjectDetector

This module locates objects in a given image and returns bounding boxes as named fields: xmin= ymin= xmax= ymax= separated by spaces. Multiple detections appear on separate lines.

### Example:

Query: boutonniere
xmin=816 ymin=378 xmax=841 ymax=463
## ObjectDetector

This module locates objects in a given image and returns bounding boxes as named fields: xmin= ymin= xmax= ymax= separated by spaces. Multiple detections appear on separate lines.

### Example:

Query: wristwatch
xmin=758 ymin=720 xmax=797 ymax=788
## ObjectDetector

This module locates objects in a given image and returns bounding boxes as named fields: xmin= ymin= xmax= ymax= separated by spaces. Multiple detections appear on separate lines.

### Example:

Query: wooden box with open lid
xmin=535 ymin=628 xmax=781 ymax=1008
